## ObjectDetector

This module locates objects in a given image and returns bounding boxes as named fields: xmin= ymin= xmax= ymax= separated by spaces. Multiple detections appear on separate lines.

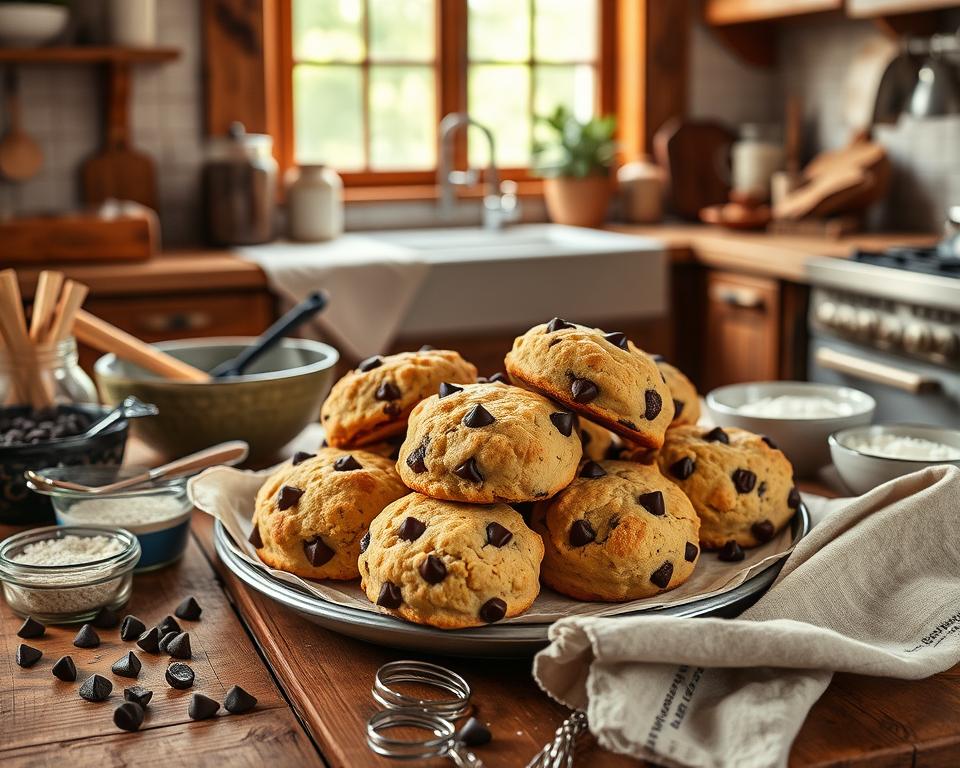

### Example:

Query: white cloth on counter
xmin=533 ymin=465 xmax=960 ymax=768
xmin=237 ymin=237 xmax=429 ymax=360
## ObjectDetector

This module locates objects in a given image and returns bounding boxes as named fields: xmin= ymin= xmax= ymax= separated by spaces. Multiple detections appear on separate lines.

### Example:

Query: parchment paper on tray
xmin=188 ymin=465 xmax=801 ymax=624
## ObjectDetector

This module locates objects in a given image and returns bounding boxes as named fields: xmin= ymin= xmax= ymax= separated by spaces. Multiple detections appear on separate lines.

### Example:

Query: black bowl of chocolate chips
xmin=0 ymin=404 xmax=128 ymax=525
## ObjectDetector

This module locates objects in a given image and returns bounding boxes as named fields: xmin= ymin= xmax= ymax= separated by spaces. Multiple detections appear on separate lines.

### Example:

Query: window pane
xmin=468 ymin=65 xmax=530 ymax=167
xmin=294 ymin=65 xmax=364 ymax=169
xmin=369 ymin=66 xmax=436 ymax=169
xmin=293 ymin=0 xmax=364 ymax=63
xmin=534 ymin=65 xmax=595 ymax=123
xmin=467 ymin=0 xmax=530 ymax=62
xmin=534 ymin=0 xmax=597 ymax=62
xmin=369 ymin=0 xmax=435 ymax=61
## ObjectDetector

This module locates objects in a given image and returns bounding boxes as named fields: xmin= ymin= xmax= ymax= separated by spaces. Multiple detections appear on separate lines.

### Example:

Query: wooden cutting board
xmin=654 ymin=117 xmax=736 ymax=220
xmin=81 ymin=63 xmax=157 ymax=210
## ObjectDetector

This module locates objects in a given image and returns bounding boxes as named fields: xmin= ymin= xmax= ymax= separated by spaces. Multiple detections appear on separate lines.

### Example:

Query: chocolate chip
xmin=124 ymin=686 xmax=153 ymax=709
xmin=644 ymin=389 xmax=663 ymax=420
xmin=571 ymin=377 xmax=599 ymax=403
xmin=579 ymin=461 xmax=606 ymax=478
xmin=761 ymin=435 xmax=779 ymax=450
xmin=398 ymin=516 xmax=426 ymax=541
xmin=463 ymin=404 xmax=495 ymax=428
xmin=439 ymin=382 xmax=462 ymax=398
xmin=406 ymin=442 xmax=428 ymax=473
xmin=120 ymin=615 xmax=146 ymax=641
xmin=248 ymin=524 xmax=264 ymax=548
xmin=569 ymin=519 xmax=596 ymax=546
xmin=167 ymin=632 xmax=192 ymax=660
xmin=758 ymin=481 xmax=767 ymax=498
xmin=717 ymin=540 xmax=745 ymax=562
xmin=669 ymin=457 xmax=695 ymax=480
xmin=136 ymin=627 xmax=161 ymax=654
xmin=704 ymin=427 xmax=729 ymax=444
xmin=788 ymin=487 xmax=801 ymax=509
xmin=458 ymin=717 xmax=492 ymax=746
xmin=165 ymin=662 xmax=195 ymax=690
xmin=638 ymin=490 xmax=665 ymax=516
xmin=224 ymin=685 xmax=258 ymax=714
xmin=603 ymin=331 xmax=629 ymax=350
xmin=479 ymin=597 xmax=507 ymax=623
xmin=79 ymin=674 xmax=113 ymax=702
xmin=732 ymin=469 xmax=757 ymax=494
xmin=375 ymin=381 xmax=401 ymax=401
xmin=189 ymin=693 xmax=220 ymax=721
xmin=544 ymin=411 xmax=574 ymax=438
xmin=650 ymin=561 xmax=674 ymax=589
xmin=334 ymin=454 xmax=362 ymax=471
xmin=292 ymin=451 xmax=315 ymax=466
xmin=158 ymin=615 xmax=181 ymax=636
xmin=358 ymin=355 xmax=383 ymax=372
xmin=111 ymin=651 xmax=142 ymax=678
xmin=685 ymin=542 xmax=699 ymax=562
xmin=73 ymin=624 xmax=100 ymax=649
xmin=488 ymin=372 xmax=508 ymax=384
xmin=674 ymin=400 xmax=685 ymax=418
xmin=114 ymin=701 xmax=145 ymax=731
xmin=16 ymin=643 xmax=42 ymax=668
xmin=159 ymin=632 xmax=178 ymax=653
xmin=359 ymin=531 xmax=371 ymax=553
xmin=277 ymin=485 xmax=303 ymax=510
xmin=303 ymin=537 xmax=335 ymax=567
xmin=751 ymin=520 xmax=775 ymax=543
xmin=175 ymin=596 xmax=202 ymax=621
xmin=419 ymin=555 xmax=447 ymax=584
xmin=17 ymin=616 xmax=44 ymax=639
xmin=453 ymin=457 xmax=484 ymax=483
xmin=486 ymin=522 xmax=513 ymax=547
xmin=92 ymin=606 xmax=119 ymax=629
xmin=546 ymin=317 xmax=574 ymax=332
xmin=52 ymin=655 xmax=76 ymax=681
xmin=377 ymin=582 xmax=403 ymax=609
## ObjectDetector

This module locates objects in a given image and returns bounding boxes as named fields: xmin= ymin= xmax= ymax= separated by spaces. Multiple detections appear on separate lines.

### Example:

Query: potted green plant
xmin=532 ymin=105 xmax=617 ymax=228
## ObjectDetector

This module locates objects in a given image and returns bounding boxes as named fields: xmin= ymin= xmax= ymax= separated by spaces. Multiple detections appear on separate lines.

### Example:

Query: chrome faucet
xmin=437 ymin=113 xmax=520 ymax=229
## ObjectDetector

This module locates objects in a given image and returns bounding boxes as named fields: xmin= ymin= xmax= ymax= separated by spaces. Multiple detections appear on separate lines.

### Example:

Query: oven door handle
xmin=815 ymin=347 xmax=941 ymax=394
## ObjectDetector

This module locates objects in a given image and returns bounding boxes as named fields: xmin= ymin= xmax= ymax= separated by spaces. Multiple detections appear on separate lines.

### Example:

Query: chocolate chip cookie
xmin=320 ymin=349 xmax=478 ymax=447
xmin=252 ymin=448 xmax=409 ymax=579
xmin=397 ymin=381 xmax=583 ymax=504
xmin=656 ymin=425 xmax=798 ymax=549
xmin=359 ymin=493 xmax=543 ymax=628
xmin=531 ymin=460 xmax=700 ymax=601
xmin=504 ymin=319 xmax=674 ymax=449
xmin=654 ymin=357 xmax=701 ymax=428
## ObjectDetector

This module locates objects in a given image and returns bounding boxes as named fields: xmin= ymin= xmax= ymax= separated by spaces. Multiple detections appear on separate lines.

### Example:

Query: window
xmin=282 ymin=0 xmax=611 ymax=185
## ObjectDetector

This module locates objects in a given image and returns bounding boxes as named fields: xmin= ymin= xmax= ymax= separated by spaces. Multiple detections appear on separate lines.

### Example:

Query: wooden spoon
xmin=0 ymin=69 xmax=43 ymax=182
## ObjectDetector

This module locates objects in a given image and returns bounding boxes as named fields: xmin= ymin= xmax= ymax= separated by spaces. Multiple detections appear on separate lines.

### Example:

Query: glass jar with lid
xmin=0 ymin=336 xmax=97 ymax=407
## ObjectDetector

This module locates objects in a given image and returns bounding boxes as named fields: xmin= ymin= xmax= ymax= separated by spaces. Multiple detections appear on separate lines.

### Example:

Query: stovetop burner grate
xmin=854 ymin=246 xmax=960 ymax=277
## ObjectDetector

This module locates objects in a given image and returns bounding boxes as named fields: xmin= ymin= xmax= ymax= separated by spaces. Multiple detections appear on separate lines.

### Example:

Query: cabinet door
xmin=703 ymin=271 xmax=781 ymax=390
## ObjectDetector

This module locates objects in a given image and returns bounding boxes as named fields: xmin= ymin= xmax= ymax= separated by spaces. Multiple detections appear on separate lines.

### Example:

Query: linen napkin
xmin=533 ymin=465 xmax=960 ymax=768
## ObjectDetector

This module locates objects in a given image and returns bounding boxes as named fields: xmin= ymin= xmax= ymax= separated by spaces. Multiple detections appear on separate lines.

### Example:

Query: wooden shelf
xmin=705 ymin=0 xmax=842 ymax=25
xmin=0 ymin=46 xmax=179 ymax=64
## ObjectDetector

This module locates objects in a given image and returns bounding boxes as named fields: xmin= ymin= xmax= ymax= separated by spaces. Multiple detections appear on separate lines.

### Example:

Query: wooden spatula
xmin=81 ymin=63 xmax=157 ymax=210
xmin=0 ymin=68 xmax=43 ymax=182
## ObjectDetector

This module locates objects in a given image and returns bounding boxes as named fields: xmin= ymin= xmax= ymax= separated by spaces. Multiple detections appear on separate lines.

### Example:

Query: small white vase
xmin=107 ymin=0 xmax=157 ymax=47
xmin=286 ymin=165 xmax=344 ymax=242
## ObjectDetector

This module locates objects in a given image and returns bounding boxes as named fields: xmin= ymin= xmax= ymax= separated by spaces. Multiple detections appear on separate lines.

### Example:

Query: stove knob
xmin=902 ymin=321 xmax=931 ymax=354
xmin=815 ymin=301 xmax=837 ymax=327
xmin=835 ymin=305 xmax=857 ymax=333
xmin=876 ymin=316 xmax=902 ymax=346
xmin=931 ymin=326 xmax=958 ymax=358
xmin=855 ymin=308 xmax=878 ymax=338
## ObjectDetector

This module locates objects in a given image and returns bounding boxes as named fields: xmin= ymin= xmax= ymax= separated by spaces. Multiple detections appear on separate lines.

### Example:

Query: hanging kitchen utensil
xmin=872 ymin=43 xmax=918 ymax=126
xmin=908 ymin=50 xmax=960 ymax=118
xmin=0 ymin=67 xmax=43 ymax=182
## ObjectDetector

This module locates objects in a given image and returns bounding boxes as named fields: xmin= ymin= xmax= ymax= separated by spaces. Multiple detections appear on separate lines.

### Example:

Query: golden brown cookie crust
xmin=359 ymin=493 xmax=544 ymax=628
xmin=656 ymin=359 xmax=701 ymax=428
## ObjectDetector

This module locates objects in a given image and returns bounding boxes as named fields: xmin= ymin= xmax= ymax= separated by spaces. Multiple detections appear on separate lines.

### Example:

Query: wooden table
xmin=3 ymin=487 xmax=960 ymax=766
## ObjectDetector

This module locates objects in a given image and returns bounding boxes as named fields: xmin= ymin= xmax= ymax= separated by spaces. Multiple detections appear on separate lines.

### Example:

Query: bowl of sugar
xmin=829 ymin=424 xmax=960 ymax=495
xmin=706 ymin=381 xmax=876 ymax=478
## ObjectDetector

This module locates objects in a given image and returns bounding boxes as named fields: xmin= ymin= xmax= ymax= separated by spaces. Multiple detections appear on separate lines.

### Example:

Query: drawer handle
xmin=815 ymin=347 xmax=940 ymax=394
xmin=714 ymin=288 xmax=765 ymax=310
xmin=139 ymin=312 xmax=213 ymax=333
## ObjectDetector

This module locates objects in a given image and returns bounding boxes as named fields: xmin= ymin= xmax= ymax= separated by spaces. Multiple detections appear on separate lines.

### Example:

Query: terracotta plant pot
xmin=542 ymin=175 xmax=612 ymax=227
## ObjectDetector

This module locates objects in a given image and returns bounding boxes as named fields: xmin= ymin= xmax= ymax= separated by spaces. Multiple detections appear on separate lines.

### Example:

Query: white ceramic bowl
xmin=829 ymin=423 xmax=960 ymax=495
xmin=706 ymin=381 xmax=876 ymax=478
xmin=0 ymin=4 xmax=69 ymax=47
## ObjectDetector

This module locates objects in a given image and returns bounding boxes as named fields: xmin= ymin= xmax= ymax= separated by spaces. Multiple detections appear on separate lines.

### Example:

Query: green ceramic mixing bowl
xmin=94 ymin=337 xmax=339 ymax=462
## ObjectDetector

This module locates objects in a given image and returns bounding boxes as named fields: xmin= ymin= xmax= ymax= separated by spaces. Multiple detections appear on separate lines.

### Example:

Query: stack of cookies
xmin=248 ymin=320 xmax=800 ymax=630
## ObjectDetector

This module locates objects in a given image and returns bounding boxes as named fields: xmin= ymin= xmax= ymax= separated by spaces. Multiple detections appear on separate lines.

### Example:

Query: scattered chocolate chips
xmin=704 ymin=427 xmax=729 ymax=444
xmin=16 ymin=643 xmax=42 ymax=668
xmin=79 ymin=674 xmax=113 ymax=702
xmin=751 ymin=520 xmax=775 ymax=543
xmin=637 ymin=490 xmax=665 ymax=516
xmin=165 ymin=662 xmax=195 ymax=689
xmin=579 ymin=461 xmax=607 ymax=478
xmin=603 ymin=331 xmax=629 ymax=350
xmin=439 ymin=382 xmax=463 ymax=398
xmin=674 ymin=400 xmax=685 ymax=419
xmin=167 ymin=632 xmax=192 ymax=660
xmin=358 ymin=355 xmax=383 ymax=372
xmin=717 ymin=540 xmax=745 ymax=562
xmin=761 ymin=435 xmax=779 ymax=450
xmin=92 ymin=606 xmax=119 ymax=629
xmin=758 ymin=481 xmax=767 ymax=498
xmin=52 ymin=655 xmax=77 ymax=681
xmin=359 ymin=531 xmax=371 ymax=553
xmin=120 ymin=615 xmax=146 ymax=641
xmin=111 ymin=651 xmax=142 ymax=679
xmin=248 ymin=524 xmax=264 ymax=549
xmin=159 ymin=632 xmax=178 ymax=653
xmin=136 ymin=627 xmax=161 ymax=654
xmin=292 ymin=451 xmax=315 ymax=466
xmin=406 ymin=443 xmax=428 ymax=473
xmin=377 ymin=582 xmax=403 ymax=609
xmin=175 ymin=596 xmax=203 ymax=622
xmin=113 ymin=701 xmax=145 ymax=732
xmin=644 ymin=389 xmax=663 ymax=421
xmin=650 ymin=561 xmax=674 ymax=589
xmin=158 ymin=615 xmax=181 ymax=636
xmin=684 ymin=542 xmax=699 ymax=562
xmin=569 ymin=519 xmax=596 ymax=547
xmin=418 ymin=555 xmax=447 ymax=584
xmin=334 ymin=454 xmax=362 ymax=471
xmin=479 ymin=598 xmax=507 ymax=623
xmin=398 ymin=516 xmax=426 ymax=541
xmin=486 ymin=522 xmax=513 ymax=548
xmin=550 ymin=411 xmax=575 ymax=437
xmin=570 ymin=377 xmax=599 ymax=403
xmin=375 ymin=381 xmax=401 ymax=401
xmin=463 ymin=404 xmax=495 ymax=428
xmin=304 ymin=537 xmax=335 ymax=567
xmin=277 ymin=485 xmax=304 ymax=510
xmin=17 ymin=616 xmax=44 ymax=639
xmin=124 ymin=686 xmax=153 ymax=709
xmin=458 ymin=717 xmax=492 ymax=746
xmin=224 ymin=685 xmax=258 ymax=714
xmin=788 ymin=487 xmax=801 ymax=509
xmin=732 ymin=469 xmax=757 ymax=494
xmin=73 ymin=624 xmax=100 ymax=649
xmin=669 ymin=457 xmax=695 ymax=480
xmin=546 ymin=317 xmax=574 ymax=332
xmin=189 ymin=693 xmax=221 ymax=721
xmin=453 ymin=457 xmax=484 ymax=483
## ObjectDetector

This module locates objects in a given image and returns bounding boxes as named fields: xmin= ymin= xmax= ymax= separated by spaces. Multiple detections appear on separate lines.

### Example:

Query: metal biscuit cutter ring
xmin=367 ymin=707 xmax=483 ymax=766
xmin=372 ymin=660 xmax=472 ymax=720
